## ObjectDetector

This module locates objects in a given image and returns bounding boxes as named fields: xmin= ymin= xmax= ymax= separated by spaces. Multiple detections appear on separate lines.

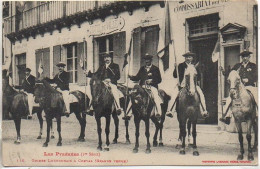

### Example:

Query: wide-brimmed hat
xmin=239 ymin=50 xmax=252 ymax=57
xmin=143 ymin=53 xmax=153 ymax=60
xmin=56 ymin=61 xmax=66 ymax=67
xmin=25 ymin=68 xmax=31 ymax=72
xmin=183 ymin=51 xmax=196 ymax=57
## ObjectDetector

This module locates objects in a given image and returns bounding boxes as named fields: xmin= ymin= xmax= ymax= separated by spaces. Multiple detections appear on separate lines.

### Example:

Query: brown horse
xmin=177 ymin=64 xmax=200 ymax=156
xmin=227 ymin=70 xmax=257 ymax=161
xmin=129 ymin=84 xmax=168 ymax=153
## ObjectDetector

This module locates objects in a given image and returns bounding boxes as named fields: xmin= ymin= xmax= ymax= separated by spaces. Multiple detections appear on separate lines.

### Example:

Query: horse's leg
xmin=187 ymin=120 xmax=192 ymax=146
xmin=159 ymin=115 xmax=165 ymax=147
xmin=14 ymin=118 xmax=21 ymax=144
xmin=151 ymin=117 xmax=159 ymax=147
xmin=192 ymin=122 xmax=199 ymax=156
xmin=37 ymin=109 xmax=43 ymax=139
xmin=112 ymin=111 xmax=119 ymax=144
xmin=43 ymin=117 xmax=51 ymax=147
xmin=145 ymin=118 xmax=151 ymax=154
xmin=252 ymin=118 xmax=258 ymax=152
xmin=125 ymin=118 xmax=131 ymax=144
xmin=179 ymin=119 xmax=186 ymax=155
xmin=133 ymin=117 xmax=140 ymax=153
xmin=104 ymin=115 xmax=111 ymax=151
xmin=75 ymin=109 xmax=86 ymax=142
xmin=246 ymin=120 xmax=254 ymax=161
xmin=235 ymin=122 xmax=244 ymax=160
xmin=56 ymin=116 xmax=62 ymax=146
xmin=50 ymin=119 xmax=55 ymax=139
xmin=96 ymin=117 xmax=102 ymax=151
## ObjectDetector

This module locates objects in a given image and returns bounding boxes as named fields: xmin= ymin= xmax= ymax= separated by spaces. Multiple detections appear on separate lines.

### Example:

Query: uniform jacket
xmin=45 ymin=71 xmax=70 ymax=91
xmin=173 ymin=62 xmax=201 ymax=84
xmin=90 ymin=62 xmax=120 ymax=85
xmin=22 ymin=74 xmax=35 ymax=94
xmin=130 ymin=64 xmax=162 ymax=89
xmin=232 ymin=62 xmax=257 ymax=86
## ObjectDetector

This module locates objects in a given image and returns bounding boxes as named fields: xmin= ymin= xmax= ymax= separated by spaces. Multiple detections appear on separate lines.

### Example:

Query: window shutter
xmin=53 ymin=45 xmax=61 ymax=76
xmin=113 ymin=31 xmax=126 ymax=83
xmin=132 ymin=27 xmax=142 ymax=75
xmin=77 ymin=42 xmax=87 ymax=85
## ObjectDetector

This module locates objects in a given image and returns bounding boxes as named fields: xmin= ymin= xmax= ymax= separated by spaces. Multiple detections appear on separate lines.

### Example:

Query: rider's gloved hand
xmin=146 ymin=79 xmax=152 ymax=85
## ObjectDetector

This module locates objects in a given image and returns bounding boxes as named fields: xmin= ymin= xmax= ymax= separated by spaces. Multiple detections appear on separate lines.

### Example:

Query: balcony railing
xmin=4 ymin=1 xmax=116 ymax=34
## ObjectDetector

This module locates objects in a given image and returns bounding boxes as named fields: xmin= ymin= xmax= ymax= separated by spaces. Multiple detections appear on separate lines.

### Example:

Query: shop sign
xmin=173 ymin=0 xmax=230 ymax=13
xmin=87 ymin=17 xmax=125 ymax=36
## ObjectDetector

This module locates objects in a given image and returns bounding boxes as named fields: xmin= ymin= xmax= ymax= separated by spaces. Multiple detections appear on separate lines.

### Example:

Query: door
xmin=15 ymin=53 xmax=26 ymax=86
xmin=190 ymin=38 xmax=218 ymax=124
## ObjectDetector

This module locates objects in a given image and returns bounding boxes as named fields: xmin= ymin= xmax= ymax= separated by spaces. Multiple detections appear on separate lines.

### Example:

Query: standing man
xmin=128 ymin=53 xmax=162 ymax=120
xmin=85 ymin=53 xmax=123 ymax=114
xmin=21 ymin=68 xmax=35 ymax=119
xmin=45 ymin=62 xmax=70 ymax=116
xmin=166 ymin=51 xmax=208 ymax=118
xmin=220 ymin=50 xmax=258 ymax=124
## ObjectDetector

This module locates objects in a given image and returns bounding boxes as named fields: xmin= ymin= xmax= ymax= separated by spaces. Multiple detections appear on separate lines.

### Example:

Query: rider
xmin=21 ymin=68 xmax=35 ymax=119
xmin=219 ymin=50 xmax=258 ymax=124
xmin=85 ymin=53 xmax=123 ymax=115
xmin=45 ymin=62 xmax=70 ymax=116
xmin=166 ymin=51 xmax=208 ymax=118
xmin=128 ymin=53 xmax=162 ymax=120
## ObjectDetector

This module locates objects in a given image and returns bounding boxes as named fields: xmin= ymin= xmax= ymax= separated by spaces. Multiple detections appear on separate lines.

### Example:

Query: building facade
xmin=2 ymin=0 xmax=258 ymax=130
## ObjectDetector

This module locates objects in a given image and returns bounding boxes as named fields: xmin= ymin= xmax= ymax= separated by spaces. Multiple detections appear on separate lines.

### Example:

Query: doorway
xmin=15 ymin=53 xmax=26 ymax=86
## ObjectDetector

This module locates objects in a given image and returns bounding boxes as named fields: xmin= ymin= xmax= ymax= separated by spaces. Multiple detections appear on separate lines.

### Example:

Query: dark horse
xmin=227 ymin=70 xmax=257 ymax=161
xmin=90 ymin=75 xmax=130 ymax=151
xmin=177 ymin=64 xmax=200 ymax=156
xmin=129 ymin=84 xmax=168 ymax=153
xmin=2 ymin=70 xmax=29 ymax=144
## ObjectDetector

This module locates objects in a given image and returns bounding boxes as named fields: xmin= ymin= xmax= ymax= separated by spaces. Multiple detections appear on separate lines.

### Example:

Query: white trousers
xmin=26 ymin=93 xmax=34 ymax=116
xmin=61 ymin=90 xmax=70 ymax=113
xmin=167 ymin=86 xmax=207 ymax=112
xmin=143 ymin=86 xmax=163 ymax=116
xmin=225 ymin=86 xmax=258 ymax=117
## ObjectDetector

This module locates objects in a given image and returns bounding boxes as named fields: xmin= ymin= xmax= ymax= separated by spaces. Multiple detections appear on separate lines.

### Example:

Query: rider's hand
xmin=242 ymin=78 xmax=249 ymax=83
xmin=148 ymin=73 xmax=152 ymax=76
xmin=219 ymin=66 xmax=224 ymax=72
xmin=128 ymin=75 xmax=133 ymax=79
xmin=146 ymin=79 xmax=152 ymax=84
xmin=104 ymin=78 xmax=111 ymax=83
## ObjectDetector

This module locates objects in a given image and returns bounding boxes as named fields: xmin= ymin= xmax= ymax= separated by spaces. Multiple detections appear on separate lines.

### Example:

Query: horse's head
xmin=34 ymin=83 xmax=46 ymax=104
xmin=228 ymin=70 xmax=242 ymax=99
xmin=89 ymin=74 xmax=104 ymax=104
xmin=184 ymin=64 xmax=197 ymax=96
xmin=129 ymin=85 xmax=149 ymax=115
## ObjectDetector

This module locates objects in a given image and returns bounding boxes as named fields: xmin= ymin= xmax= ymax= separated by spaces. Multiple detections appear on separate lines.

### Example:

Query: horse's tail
xmin=11 ymin=93 xmax=29 ymax=118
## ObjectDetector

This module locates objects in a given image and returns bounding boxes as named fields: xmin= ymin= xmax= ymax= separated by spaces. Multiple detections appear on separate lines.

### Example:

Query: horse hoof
xmin=112 ymin=139 xmax=117 ymax=144
xmin=97 ymin=146 xmax=102 ymax=151
xmin=145 ymin=149 xmax=151 ymax=154
xmin=237 ymin=154 xmax=243 ymax=160
xmin=153 ymin=141 xmax=158 ymax=147
xmin=104 ymin=147 xmax=110 ymax=151
xmin=37 ymin=136 xmax=42 ymax=139
xmin=159 ymin=143 xmax=164 ymax=147
xmin=14 ymin=140 xmax=20 ymax=144
xmin=179 ymin=150 xmax=185 ymax=155
xmin=133 ymin=149 xmax=138 ymax=153
xmin=77 ymin=137 xmax=85 ymax=142
xmin=126 ymin=139 xmax=131 ymax=144
xmin=57 ymin=142 xmax=62 ymax=146
xmin=43 ymin=143 xmax=48 ymax=147
xmin=248 ymin=154 xmax=254 ymax=161
xmin=193 ymin=151 xmax=199 ymax=156
xmin=51 ymin=135 xmax=55 ymax=139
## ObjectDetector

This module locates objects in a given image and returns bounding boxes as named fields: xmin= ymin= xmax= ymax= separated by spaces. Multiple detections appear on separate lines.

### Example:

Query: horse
xmin=90 ymin=75 xmax=129 ymax=151
xmin=176 ymin=64 xmax=200 ymax=156
xmin=227 ymin=70 xmax=257 ymax=161
xmin=129 ymin=84 xmax=168 ymax=153
xmin=2 ymin=70 xmax=29 ymax=144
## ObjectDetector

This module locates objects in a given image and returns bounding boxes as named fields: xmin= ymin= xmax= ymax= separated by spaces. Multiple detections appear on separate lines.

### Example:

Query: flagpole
xmin=218 ymin=33 xmax=224 ymax=118
xmin=83 ymin=37 xmax=87 ymax=112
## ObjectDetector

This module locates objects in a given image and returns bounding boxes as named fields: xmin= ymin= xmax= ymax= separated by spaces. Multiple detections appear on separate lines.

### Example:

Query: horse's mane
xmin=228 ymin=70 xmax=241 ymax=81
xmin=185 ymin=64 xmax=197 ymax=76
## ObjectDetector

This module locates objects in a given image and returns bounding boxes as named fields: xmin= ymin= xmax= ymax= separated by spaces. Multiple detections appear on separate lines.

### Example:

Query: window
xmin=66 ymin=44 xmax=77 ymax=83
xmin=3 ymin=2 xmax=9 ymax=18
xmin=97 ymin=35 xmax=113 ymax=65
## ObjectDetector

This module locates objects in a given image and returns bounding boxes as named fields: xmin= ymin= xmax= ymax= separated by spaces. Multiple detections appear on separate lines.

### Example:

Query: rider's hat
xmin=103 ymin=53 xmax=112 ymax=58
xmin=25 ymin=68 xmax=31 ymax=72
xmin=56 ymin=61 xmax=66 ymax=67
xmin=143 ymin=53 xmax=153 ymax=60
xmin=183 ymin=51 xmax=196 ymax=57
xmin=239 ymin=50 xmax=252 ymax=57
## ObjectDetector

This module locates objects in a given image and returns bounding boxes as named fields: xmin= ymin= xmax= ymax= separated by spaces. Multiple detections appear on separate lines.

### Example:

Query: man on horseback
xmin=85 ymin=53 xmax=123 ymax=115
xmin=166 ymin=52 xmax=208 ymax=118
xmin=21 ymin=68 xmax=35 ymax=119
xmin=220 ymin=50 xmax=258 ymax=124
xmin=44 ymin=62 xmax=70 ymax=116
xmin=128 ymin=53 xmax=162 ymax=120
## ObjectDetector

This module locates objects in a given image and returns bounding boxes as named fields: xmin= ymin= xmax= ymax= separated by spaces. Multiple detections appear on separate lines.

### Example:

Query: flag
xmin=157 ymin=0 xmax=172 ymax=71
xmin=38 ymin=58 xmax=43 ymax=76
xmin=122 ymin=36 xmax=133 ymax=71
xmin=212 ymin=38 xmax=220 ymax=63
xmin=6 ymin=59 xmax=12 ymax=77
xmin=79 ymin=53 xmax=85 ymax=69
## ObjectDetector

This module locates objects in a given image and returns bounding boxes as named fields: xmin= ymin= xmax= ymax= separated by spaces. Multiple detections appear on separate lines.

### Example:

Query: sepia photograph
xmin=1 ymin=0 xmax=258 ymax=167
